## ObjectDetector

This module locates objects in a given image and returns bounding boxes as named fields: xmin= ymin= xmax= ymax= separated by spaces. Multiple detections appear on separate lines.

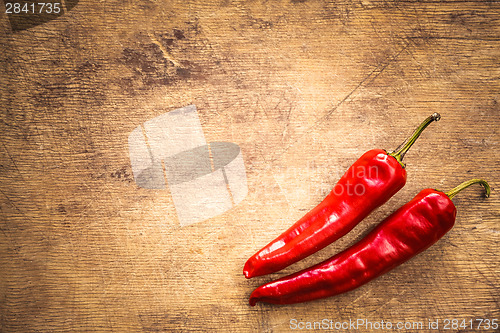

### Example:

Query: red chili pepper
xmin=244 ymin=114 xmax=441 ymax=279
xmin=249 ymin=179 xmax=490 ymax=305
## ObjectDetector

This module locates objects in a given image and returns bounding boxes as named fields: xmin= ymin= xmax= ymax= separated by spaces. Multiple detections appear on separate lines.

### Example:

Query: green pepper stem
xmin=388 ymin=113 xmax=441 ymax=167
xmin=446 ymin=179 xmax=491 ymax=199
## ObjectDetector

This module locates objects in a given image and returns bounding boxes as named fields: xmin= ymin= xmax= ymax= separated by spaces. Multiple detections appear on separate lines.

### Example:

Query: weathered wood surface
xmin=0 ymin=0 xmax=498 ymax=332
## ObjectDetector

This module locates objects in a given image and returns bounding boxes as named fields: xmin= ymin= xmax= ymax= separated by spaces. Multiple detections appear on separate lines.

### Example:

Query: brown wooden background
xmin=1 ymin=0 xmax=498 ymax=332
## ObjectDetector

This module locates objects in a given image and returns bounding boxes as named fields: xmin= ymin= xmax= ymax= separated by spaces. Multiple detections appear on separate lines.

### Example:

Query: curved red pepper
xmin=244 ymin=114 xmax=441 ymax=279
xmin=249 ymin=179 xmax=490 ymax=305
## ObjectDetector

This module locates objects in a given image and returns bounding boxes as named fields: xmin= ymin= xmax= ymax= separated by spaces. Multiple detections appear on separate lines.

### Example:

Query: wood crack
xmin=270 ymin=40 xmax=412 ymax=164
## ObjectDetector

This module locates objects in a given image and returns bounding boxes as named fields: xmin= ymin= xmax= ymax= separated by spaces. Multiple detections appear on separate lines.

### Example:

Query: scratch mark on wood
xmin=0 ymin=188 xmax=27 ymax=218
xmin=350 ymin=288 xmax=372 ymax=305
xmin=272 ymin=173 xmax=290 ymax=208
xmin=149 ymin=33 xmax=182 ymax=68
xmin=273 ymin=40 xmax=412 ymax=163
xmin=1 ymin=140 xmax=26 ymax=182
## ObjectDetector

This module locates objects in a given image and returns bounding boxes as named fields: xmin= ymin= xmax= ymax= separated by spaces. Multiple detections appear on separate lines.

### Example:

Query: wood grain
xmin=0 ymin=0 xmax=498 ymax=332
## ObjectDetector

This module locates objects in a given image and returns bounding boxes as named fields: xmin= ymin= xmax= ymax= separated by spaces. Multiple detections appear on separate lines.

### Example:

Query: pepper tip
xmin=249 ymin=297 xmax=257 ymax=306
xmin=243 ymin=260 xmax=255 ymax=279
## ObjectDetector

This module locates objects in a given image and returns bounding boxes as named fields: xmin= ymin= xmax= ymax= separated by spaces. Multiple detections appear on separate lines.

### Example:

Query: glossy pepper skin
xmin=244 ymin=114 xmax=441 ymax=279
xmin=249 ymin=180 xmax=489 ymax=306
xmin=244 ymin=149 xmax=406 ymax=278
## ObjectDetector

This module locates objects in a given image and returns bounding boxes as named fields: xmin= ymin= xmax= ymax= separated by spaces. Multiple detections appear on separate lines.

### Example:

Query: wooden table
xmin=1 ymin=1 xmax=498 ymax=331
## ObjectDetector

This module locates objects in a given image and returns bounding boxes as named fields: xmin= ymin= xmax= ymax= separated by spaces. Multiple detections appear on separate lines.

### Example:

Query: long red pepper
xmin=244 ymin=113 xmax=441 ymax=279
xmin=249 ymin=179 xmax=491 ymax=305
